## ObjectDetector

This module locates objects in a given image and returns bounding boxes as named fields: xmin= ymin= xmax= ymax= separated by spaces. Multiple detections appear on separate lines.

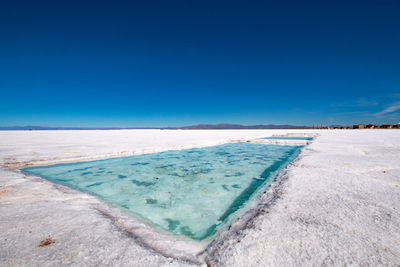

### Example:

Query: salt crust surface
xmin=1 ymin=129 xmax=399 ymax=266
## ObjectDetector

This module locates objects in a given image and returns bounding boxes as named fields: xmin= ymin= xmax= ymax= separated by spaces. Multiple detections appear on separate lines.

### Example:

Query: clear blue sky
xmin=1 ymin=0 xmax=399 ymax=127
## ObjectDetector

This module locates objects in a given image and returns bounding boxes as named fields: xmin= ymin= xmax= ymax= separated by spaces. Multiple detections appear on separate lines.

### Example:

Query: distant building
xmin=393 ymin=123 xmax=400 ymax=129
xmin=380 ymin=124 xmax=393 ymax=129
xmin=366 ymin=124 xmax=378 ymax=129
xmin=353 ymin=124 xmax=365 ymax=129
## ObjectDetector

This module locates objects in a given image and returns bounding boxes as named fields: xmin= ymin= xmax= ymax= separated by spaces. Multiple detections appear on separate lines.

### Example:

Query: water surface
xmin=22 ymin=142 xmax=301 ymax=240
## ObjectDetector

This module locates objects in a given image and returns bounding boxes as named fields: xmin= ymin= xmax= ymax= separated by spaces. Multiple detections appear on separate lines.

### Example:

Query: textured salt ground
xmin=204 ymin=131 xmax=400 ymax=266
xmin=1 ymin=129 xmax=400 ymax=266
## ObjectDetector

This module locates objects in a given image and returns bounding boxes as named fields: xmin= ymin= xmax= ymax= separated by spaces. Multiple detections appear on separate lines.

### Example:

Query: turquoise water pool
xmin=261 ymin=136 xmax=313 ymax=140
xmin=22 ymin=142 xmax=301 ymax=240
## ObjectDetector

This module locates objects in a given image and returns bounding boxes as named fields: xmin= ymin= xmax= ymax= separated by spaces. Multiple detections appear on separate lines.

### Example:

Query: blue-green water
xmin=261 ymin=136 xmax=313 ymax=140
xmin=22 ymin=142 xmax=301 ymax=240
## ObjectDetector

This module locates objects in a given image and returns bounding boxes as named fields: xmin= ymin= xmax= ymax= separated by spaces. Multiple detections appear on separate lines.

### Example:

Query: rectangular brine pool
xmin=22 ymin=142 xmax=302 ymax=241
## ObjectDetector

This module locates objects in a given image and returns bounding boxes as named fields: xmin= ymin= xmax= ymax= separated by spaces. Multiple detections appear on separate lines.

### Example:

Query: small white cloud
xmin=375 ymin=101 xmax=400 ymax=116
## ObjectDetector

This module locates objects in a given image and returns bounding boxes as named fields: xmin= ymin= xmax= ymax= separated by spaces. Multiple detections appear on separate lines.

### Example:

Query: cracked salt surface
xmin=1 ymin=130 xmax=400 ymax=266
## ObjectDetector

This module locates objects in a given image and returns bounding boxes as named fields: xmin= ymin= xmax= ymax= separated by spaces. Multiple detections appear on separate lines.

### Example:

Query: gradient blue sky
xmin=1 ymin=0 xmax=399 ymax=127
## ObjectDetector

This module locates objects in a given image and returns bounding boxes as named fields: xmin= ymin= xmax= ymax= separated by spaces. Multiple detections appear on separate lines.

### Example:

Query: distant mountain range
xmin=0 ymin=126 xmax=131 ymax=130
xmin=0 ymin=123 xmax=312 ymax=130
